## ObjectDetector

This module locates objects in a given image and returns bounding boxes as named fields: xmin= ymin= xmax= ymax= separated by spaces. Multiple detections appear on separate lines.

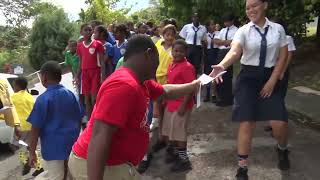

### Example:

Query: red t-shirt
xmin=166 ymin=58 xmax=195 ymax=112
xmin=77 ymin=40 xmax=104 ymax=70
xmin=72 ymin=67 xmax=164 ymax=166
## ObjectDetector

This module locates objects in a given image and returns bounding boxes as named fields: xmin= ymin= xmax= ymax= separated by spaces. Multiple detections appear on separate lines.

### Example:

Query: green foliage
xmin=0 ymin=0 xmax=37 ymax=28
xmin=130 ymin=7 xmax=168 ymax=25
xmin=28 ymin=7 xmax=75 ymax=70
xmin=161 ymin=0 xmax=319 ymax=38
xmin=79 ymin=0 xmax=129 ymax=24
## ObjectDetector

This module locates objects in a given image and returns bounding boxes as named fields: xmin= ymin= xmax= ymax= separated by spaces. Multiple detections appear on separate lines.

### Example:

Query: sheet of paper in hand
xmin=197 ymin=71 xmax=227 ymax=85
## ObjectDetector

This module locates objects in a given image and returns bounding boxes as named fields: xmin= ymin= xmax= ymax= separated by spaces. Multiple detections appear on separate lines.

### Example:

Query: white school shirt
xmin=206 ymin=32 xmax=219 ymax=49
xmin=287 ymin=35 xmax=296 ymax=52
xmin=179 ymin=23 xmax=207 ymax=46
xmin=215 ymin=25 xmax=238 ymax=49
xmin=232 ymin=18 xmax=288 ymax=68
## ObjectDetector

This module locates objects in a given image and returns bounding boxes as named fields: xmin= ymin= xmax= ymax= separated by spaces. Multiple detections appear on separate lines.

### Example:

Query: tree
xmin=161 ymin=0 xmax=319 ymax=38
xmin=28 ymin=7 xmax=74 ymax=70
xmin=130 ymin=6 xmax=167 ymax=25
xmin=79 ymin=0 xmax=129 ymax=24
xmin=0 ymin=0 xmax=36 ymax=28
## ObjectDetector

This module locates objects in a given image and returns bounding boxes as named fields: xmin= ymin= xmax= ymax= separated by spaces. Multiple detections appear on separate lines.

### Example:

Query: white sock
xmin=278 ymin=144 xmax=288 ymax=150
xmin=142 ymin=154 xmax=148 ymax=161
xmin=150 ymin=118 xmax=159 ymax=130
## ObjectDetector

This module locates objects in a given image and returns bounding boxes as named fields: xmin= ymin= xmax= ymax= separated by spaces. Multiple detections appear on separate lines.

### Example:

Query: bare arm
xmin=161 ymin=80 xmax=200 ymax=100
xmin=282 ymin=51 xmax=294 ymax=76
xmin=269 ymin=46 xmax=288 ymax=83
xmin=87 ymin=120 xmax=117 ymax=180
xmin=28 ymin=127 xmax=40 ymax=166
xmin=219 ymin=42 xmax=243 ymax=69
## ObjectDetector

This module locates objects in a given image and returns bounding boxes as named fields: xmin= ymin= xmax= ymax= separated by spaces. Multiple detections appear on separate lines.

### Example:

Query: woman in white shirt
xmin=210 ymin=0 xmax=290 ymax=179
xmin=203 ymin=20 xmax=219 ymax=102
xmin=179 ymin=13 xmax=207 ymax=75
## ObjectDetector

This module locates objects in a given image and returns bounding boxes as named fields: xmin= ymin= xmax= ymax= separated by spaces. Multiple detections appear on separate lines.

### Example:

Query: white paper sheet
xmin=18 ymin=140 xmax=29 ymax=147
xmin=196 ymin=71 xmax=227 ymax=108
xmin=197 ymin=71 xmax=227 ymax=85
xmin=198 ymin=74 xmax=214 ymax=85
xmin=196 ymin=85 xmax=201 ymax=108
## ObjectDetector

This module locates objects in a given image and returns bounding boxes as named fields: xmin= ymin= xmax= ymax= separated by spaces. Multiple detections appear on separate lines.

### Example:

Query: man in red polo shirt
xmin=68 ymin=35 xmax=200 ymax=180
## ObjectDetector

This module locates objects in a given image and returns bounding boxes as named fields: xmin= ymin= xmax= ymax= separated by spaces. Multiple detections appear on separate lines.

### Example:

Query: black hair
xmin=161 ymin=19 xmax=170 ymax=26
xmin=162 ymin=24 xmax=177 ymax=36
xmin=127 ymin=21 xmax=134 ymax=26
xmin=124 ymin=34 xmax=157 ymax=61
xmin=223 ymin=13 xmax=235 ymax=22
xmin=172 ymin=39 xmax=188 ymax=51
xmin=68 ymin=39 xmax=77 ymax=45
xmin=80 ymin=23 xmax=91 ymax=31
xmin=90 ymin=20 xmax=103 ymax=29
xmin=40 ymin=61 xmax=62 ymax=82
xmin=168 ymin=18 xmax=178 ymax=28
xmin=115 ymin=24 xmax=128 ymax=35
xmin=146 ymin=21 xmax=154 ymax=29
xmin=14 ymin=77 xmax=28 ymax=90
xmin=95 ymin=25 xmax=109 ymax=39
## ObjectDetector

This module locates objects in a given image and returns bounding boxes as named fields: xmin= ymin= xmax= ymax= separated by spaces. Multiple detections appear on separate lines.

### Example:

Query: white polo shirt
xmin=215 ymin=25 xmax=238 ymax=49
xmin=287 ymin=35 xmax=296 ymax=52
xmin=206 ymin=31 xmax=219 ymax=49
xmin=232 ymin=18 xmax=288 ymax=68
xmin=179 ymin=23 xmax=207 ymax=46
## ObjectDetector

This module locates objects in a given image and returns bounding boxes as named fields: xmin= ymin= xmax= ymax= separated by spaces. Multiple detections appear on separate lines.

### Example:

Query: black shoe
xmin=277 ymin=148 xmax=290 ymax=171
xmin=216 ymin=101 xmax=233 ymax=107
xmin=211 ymin=96 xmax=218 ymax=104
xmin=137 ymin=154 xmax=153 ymax=174
xmin=152 ymin=141 xmax=167 ymax=153
xmin=22 ymin=164 xmax=31 ymax=176
xmin=264 ymin=126 xmax=272 ymax=132
xmin=203 ymin=96 xmax=210 ymax=102
xmin=165 ymin=151 xmax=178 ymax=164
xmin=170 ymin=158 xmax=192 ymax=172
xmin=236 ymin=167 xmax=248 ymax=180
xmin=32 ymin=168 xmax=44 ymax=177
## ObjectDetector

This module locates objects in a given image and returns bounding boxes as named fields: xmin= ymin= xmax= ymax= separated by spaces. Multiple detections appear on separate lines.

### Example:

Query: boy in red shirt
xmin=162 ymin=39 xmax=196 ymax=172
xmin=77 ymin=23 xmax=105 ymax=120
xmin=68 ymin=35 xmax=200 ymax=180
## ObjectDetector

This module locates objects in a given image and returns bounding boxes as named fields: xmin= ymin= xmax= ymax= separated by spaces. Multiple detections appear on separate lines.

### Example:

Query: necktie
xmin=193 ymin=26 xmax=200 ymax=45
xmin=254 ymin=26 xmax=269 ymax=69
xmin=209 ymin=33 xmax=214 ymax=49
xmin=225 ymin=27 xmax=230 ymax=40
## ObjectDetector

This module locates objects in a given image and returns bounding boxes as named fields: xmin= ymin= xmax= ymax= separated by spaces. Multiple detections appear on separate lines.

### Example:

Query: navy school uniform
xmin=232 ymin=18 xmax=289 ymax=122
xmin=179 ymin=23 xmax=207 ymax=75
xmin=215 ymin=25 xmax=238 ymax=105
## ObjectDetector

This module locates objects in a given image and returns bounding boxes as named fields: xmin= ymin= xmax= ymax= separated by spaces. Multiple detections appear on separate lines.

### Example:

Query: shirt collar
xmin=249 ymin=18 xmax=271 ymax=29
xmin=120 ymin=67 xmax=141 ymax=85
xmin=172 ymin=58 xmax=188 ymax=65
xmin=192 ymin=23 xmax=202 ymax=29
xmin=47 ymin=84 xmax=63 ymax=90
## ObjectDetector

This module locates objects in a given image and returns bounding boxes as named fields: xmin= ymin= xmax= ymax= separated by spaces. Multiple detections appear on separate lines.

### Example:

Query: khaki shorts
xmin=68 ymin=152 xmax=141 ymax=180
xmin=35 ymin=160 xmax=65 ymax=180
xmin=162 ymin=109 xmax=191 ymax=142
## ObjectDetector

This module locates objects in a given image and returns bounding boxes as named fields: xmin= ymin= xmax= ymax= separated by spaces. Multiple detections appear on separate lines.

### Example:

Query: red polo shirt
xmin=77 ymin=40 xmax=104 ymax=70
xmin=166 ymin=58 xmax=195 ymax=112
xmin=72 ymin=67 xmax=164 ymax=166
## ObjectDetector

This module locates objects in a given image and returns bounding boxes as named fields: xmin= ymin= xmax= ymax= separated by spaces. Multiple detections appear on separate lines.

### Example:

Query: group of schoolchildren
xmin=4 ymin=7 xmax=297 ymax=179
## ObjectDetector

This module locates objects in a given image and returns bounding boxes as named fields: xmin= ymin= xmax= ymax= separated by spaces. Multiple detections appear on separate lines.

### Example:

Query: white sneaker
xmin=150 ymin=118 xmax=159 ymax=131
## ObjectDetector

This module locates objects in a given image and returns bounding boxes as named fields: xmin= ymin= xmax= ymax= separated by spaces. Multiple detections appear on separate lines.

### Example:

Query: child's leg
xmin=84 ymin=95 xmax=93 ymax=119
xmin=170 ymin=110 xmax=192 ymax=172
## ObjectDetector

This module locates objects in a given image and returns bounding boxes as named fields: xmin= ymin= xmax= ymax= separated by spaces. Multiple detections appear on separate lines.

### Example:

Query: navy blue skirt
xmin=232 ymin=65 xmax=288 ymax=122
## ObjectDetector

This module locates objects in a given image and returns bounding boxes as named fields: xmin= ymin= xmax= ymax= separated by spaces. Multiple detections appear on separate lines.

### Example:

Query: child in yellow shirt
xmin=11 ymin=77 xmax=44 ymax=177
